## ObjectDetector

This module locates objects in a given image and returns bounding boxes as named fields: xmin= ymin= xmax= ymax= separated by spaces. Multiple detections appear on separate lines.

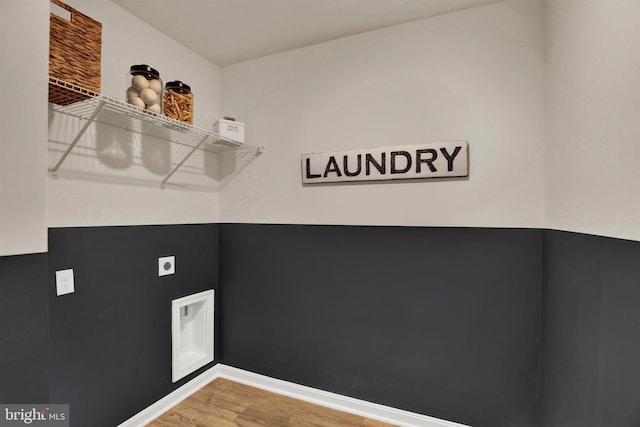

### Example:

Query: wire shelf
xmin=48 ymin=77 xmax=263 ymax=190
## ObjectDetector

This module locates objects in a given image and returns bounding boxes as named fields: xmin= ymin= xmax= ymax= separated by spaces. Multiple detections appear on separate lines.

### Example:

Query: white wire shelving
xmin=48 ymin=77 xmax=263 ymax=190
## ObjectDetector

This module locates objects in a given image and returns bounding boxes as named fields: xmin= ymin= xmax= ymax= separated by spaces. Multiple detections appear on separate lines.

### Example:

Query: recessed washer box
xmin=171 ymin=289 xmax=214 ymax=382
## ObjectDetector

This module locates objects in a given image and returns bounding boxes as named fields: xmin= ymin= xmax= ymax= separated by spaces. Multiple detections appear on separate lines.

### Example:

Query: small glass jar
xmin=163 ymin=81 xmax=193 ymax=124
xmin=126 ymin=64 xmax=162 ymax=114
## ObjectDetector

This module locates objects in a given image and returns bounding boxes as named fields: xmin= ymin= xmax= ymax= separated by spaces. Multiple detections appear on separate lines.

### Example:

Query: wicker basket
xmin=48 ymin=0 xmax=102 ymax=105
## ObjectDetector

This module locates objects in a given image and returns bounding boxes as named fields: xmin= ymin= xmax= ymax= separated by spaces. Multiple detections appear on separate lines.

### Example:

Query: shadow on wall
xmin=47 ymin=105 xmax=171 ymax=185
xmin=46 ymin=104 xmax=251 ymax=190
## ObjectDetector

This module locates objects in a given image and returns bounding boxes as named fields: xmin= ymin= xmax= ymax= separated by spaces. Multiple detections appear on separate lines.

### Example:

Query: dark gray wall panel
xmin=0 ymin=253 xmax=49 ymax=403
xmin=540 ymin=230 xmax=640 ymax=427
xmin=47 ymin=225 xmax=218 ymax=427
xmin=219 ymin=224 xmax=543 ymax=427
xmin=9 ymin=224 xmax=636 ymax=427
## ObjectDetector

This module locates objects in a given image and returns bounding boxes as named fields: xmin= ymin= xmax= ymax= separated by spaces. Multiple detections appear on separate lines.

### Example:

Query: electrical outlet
xmin=159 ymin=256 xmax=175 ymax=276
xmin=56 ymin=269 xmax=75 ymax=296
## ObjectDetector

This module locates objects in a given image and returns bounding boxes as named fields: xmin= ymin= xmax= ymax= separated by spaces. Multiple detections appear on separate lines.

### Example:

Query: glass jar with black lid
xmin=126 ymin=64 xmax=162 ymax=114
xmin=163 ymin=81 xmax=193 ymax=124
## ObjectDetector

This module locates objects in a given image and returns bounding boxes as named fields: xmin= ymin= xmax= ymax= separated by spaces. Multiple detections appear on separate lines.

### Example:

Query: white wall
xmin=219 ymin=0 xmax=546 ymax=227
xmin=0 ymin=0 xmax=49 ymax=255
xmin=47 ymin=0 xmax=222 ymax=228
xmin=545 ymin=0 xmax=640 ymax=242
xmin=4 ymin=0 xmax=634 ymax=246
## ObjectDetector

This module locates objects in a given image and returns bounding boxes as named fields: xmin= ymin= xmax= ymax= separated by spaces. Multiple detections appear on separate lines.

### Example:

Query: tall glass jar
xmin=126 ymin=64 xmax=162 ymax=114
xmin=163 ymin=81 xmax=193 ymax=124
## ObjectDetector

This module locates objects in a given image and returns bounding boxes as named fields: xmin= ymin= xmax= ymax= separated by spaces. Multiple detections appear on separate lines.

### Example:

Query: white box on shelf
xmin=214 ymin=118 xmax=245 ymax=143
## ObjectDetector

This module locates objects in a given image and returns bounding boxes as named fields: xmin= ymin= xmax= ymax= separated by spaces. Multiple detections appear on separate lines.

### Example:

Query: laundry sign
xmin=302 ymin=141 xmax=468 ymax=184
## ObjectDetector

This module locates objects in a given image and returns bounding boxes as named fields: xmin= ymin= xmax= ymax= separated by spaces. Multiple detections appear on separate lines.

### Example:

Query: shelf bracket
xmin=50 ymin=100 xmax=106 ymax=178
xmin=161 ymin=135 xmax=210 ymax=189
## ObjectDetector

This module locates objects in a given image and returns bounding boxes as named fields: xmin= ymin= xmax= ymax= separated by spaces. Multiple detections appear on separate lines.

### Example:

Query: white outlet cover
xmin=56 ymin=269 xmax=75 ymax=296
xmin=159 ymin=256 xmax=175 ymax=276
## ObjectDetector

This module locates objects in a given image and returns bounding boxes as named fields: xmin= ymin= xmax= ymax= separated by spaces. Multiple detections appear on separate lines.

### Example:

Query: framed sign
xmin=302 ymin=141 xmax=468 ymax=184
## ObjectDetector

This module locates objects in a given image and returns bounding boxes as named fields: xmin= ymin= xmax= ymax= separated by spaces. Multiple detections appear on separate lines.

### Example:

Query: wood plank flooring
xmin=147 ymin=378 xmax=397 ymax=427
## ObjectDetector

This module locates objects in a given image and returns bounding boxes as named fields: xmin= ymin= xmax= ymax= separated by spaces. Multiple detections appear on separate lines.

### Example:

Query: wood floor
xmin=147 ymin=378 xmax=397 ymax=427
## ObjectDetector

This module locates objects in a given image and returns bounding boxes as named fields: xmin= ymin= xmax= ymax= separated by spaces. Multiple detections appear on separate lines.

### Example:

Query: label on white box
xmin=214 ymin=119 xmax=245 ymax=143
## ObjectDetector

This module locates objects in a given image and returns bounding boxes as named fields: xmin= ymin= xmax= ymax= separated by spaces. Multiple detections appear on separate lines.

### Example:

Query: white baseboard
xmin=117 ymin=365 xmax=222 ymax=427
xmin=118 ymin=363 xmax=471 ymax=427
